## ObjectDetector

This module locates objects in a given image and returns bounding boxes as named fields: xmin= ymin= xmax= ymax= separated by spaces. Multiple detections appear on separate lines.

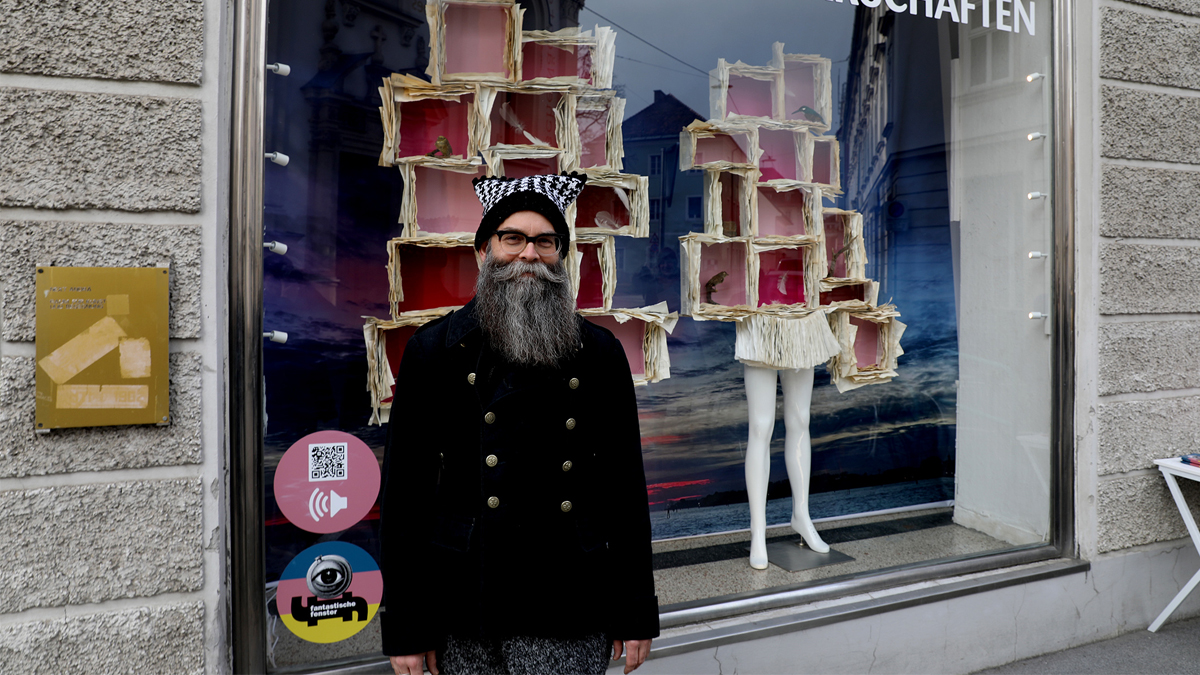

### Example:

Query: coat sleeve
xmin=599 ymin=335 xmax=661 ymax=641
xmin=379 ymin=336 xmax=443 ymax=656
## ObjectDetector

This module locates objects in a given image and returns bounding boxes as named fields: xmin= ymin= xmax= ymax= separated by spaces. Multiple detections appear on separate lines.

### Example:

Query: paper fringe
xmin=734 ymin=311 xmax=841 ymax=370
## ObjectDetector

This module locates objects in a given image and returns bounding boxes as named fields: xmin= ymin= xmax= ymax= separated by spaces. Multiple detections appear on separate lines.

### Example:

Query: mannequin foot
xmin=791 ymin=515 xmax=830 ymax=553
xmin=749 ymin=536 xmax=768 ymax=569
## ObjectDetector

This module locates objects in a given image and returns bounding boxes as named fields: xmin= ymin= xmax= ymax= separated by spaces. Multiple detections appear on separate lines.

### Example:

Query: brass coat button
xmin=569 ymin=377 xmax=580 ymax=389
xmin=562 ymin=460 xmax=573 ymax=472
xmin=486 ymin=454 xmax=498 ymax=467
xmin=488 ymin=496 xmax=500 ymax=509
xmin=468 ymin=372 xmax=476 ymax=385
xmin=485 ymin=412 xmax=496 ymax=424
xmin=565 ymin=418 xmax=576 ymax=430
xmin=560 ymin=500 xmax=573 ymax=513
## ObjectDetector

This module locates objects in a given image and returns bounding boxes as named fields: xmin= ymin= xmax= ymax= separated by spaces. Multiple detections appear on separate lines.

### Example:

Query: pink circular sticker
xmin=274 ymin=430 xmax=381 ymax=534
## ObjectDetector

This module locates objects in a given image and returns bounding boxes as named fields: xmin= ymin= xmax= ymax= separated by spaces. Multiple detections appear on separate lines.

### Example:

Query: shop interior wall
xmin=0 ymin=0 xmax=229 ymax=672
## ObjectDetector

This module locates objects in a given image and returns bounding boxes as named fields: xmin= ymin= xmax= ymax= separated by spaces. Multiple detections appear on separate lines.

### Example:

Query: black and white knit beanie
xmin=472 ymin=172 xmax=588 ymax=251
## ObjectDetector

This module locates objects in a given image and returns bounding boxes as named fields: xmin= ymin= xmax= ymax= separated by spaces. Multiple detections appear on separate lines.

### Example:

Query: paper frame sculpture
xmin=677 ymin=43 xmax=904 ymax=391
xmin=568 ymin=92 xmax=625 ymax=172
xmin=518 ymin=26 xmax=616 ymax=89
xmin=578 ymin=304 xmax=677 ymax=386
xmin=821 ymin=207 xmax=868 ymax=281
xmin=426 ymin=0 xmax=522 ymax=86
xmin=386 ymin=235 xmax=480 ymax=320
xmin=364 ymin=310 xmax=457 ymax=424
xmin=368 ymin=8 xmax=675 ymax=421
xmin=571 ymin=234 xmax=616 ymax=312
xmin=569 ymin=169 xmax=650 ymax=238
xmin=826 ymin=306 xmax=907 ymax=392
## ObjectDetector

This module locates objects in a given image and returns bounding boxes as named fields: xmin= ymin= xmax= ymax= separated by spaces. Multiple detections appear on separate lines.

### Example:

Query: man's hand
xmin=390 ymin=651 xmax=437 ymax=675
xmin=611 ymin=639 xmax=652 ymax=674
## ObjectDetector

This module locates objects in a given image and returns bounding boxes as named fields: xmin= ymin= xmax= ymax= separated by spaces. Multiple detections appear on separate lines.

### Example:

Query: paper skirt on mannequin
xmin=734 ymin=311 xmax=840 ymax=370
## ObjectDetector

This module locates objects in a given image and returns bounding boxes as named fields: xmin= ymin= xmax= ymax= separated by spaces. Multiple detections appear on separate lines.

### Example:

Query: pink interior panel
xmin=502 ymin=156 xmax=559 ymax=178
xmin=823 ymin=213 xmax=848 ymax=277
xmin=757 ymin=248 xmax=806 ymax=307
xmin=719 ymin=172 xmax=743 ymax=237
xmin=784 ymin=62 xmax=818 ymax=122
xmin=398 ymin=95 xmax=473 ymax=161
xmin=490 ymin=91 xmax=561 ymax=147
xmin=820 ymin=283 xmax=866 ymax=306
xmin=812 ymin=140 xmax=834 ymax=185
xmin=758 ymin=129 xmax=799 ymax=181
xmin=694 ymin=133 xmax=750 ymax=166
xmin=576 ymin=108 xmax=609 ymax=167
xmin=381 ymin=325 xmax=419 ymax=403
xmin=521 ymin=41 xmax=583 ymax=81
xmin=414 ymin=166 xmax=485 ymax=234
xmin=393 ymin=245 xmax=478 ymax=314
xmin=725 ymin=74 xmax=774 ymax=118
xmin=698 ymin=241 xmax=747 ymax=306
xmin=756 ymin=187 xmax=807 ymax=237
xmin=575 ymin=243 xmax=604 ymax=309
xmin=443 ymin=3 xmax=510 ymax=77
xmin=576 ymin=184 xmax=631 ymax=230
xmin=586 ymin=315 xmax=646 ymax=378
xmin=849 ymin=317 xmax=882 ymax=369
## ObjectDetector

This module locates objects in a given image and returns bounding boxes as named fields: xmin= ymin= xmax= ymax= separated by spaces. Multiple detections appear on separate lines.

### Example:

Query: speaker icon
xmin=308 ymin=487 xmax=348 ymax=522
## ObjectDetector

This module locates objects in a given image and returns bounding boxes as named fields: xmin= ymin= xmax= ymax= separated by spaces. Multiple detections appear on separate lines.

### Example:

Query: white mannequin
xmin=744 ymin=364 xmax=830 ymax=569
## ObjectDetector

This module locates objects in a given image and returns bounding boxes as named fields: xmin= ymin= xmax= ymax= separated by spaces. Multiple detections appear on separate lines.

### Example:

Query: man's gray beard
xmin=473 ymin=250 xmax=580 ymax=368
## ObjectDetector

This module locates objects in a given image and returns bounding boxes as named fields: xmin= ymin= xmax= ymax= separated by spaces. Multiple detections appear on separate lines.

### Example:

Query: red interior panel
xmin=757 ymin=248 xmax=806 ymax=307
xmin=490 ymin=91 xmax=561 ymax=147
xmin=576 ymin=184 xmax=631 ymax=231
xmin=414 ymin=166 xmax=486 ymax=234
xmin=585 ymin=315 xmax=646 ymax=378
xmin=726 ymin=74 xmax=774 ymax=118
xmin=758 ymin=129 xmax=799 ymax=181
xmin=443 ymin=3 xmax=510 ymax=77
xmin=849 ymin=316 xmax=882 ymax=369
xmin=756 ymin=187 xmax=807 ymax=237
xmin=398 ymin=95 xmax=473 ymax=161
xmin=393 ymin=245 xmax=478 ymax=314
xmin=575 ymin=242 xmax=604 ymax=309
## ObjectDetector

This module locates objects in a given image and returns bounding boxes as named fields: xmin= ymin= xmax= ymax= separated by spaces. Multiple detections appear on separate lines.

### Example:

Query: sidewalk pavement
xmin=971 ymin=615 xmax=1200 ymax=674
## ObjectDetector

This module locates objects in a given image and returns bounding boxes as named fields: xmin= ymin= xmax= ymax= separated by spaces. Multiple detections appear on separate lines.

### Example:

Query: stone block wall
xmin=1095 ymin=2 xmax=1200 ymax=553
xmin=0 ymin=0 xmax=223 ymax=672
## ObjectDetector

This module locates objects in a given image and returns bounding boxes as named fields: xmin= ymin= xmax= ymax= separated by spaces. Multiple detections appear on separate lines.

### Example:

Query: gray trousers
xmin=437 ymin=632 xmax=610 ymax=675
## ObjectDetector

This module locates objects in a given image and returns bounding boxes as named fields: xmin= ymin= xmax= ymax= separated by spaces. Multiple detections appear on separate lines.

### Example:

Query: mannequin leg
xmin=743 ymin=364 xmax=779 ymax=569
xmin=780 ymin=368 xmax=829 ymax=553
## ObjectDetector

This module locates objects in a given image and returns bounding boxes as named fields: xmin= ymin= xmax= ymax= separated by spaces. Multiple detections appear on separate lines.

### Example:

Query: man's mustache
xmin=490 ymin=257 xmax=568 ymax=284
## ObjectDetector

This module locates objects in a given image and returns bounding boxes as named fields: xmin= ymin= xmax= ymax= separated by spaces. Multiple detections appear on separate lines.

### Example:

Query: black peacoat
xmin=379 ymin=298 xmax=659 ymax=657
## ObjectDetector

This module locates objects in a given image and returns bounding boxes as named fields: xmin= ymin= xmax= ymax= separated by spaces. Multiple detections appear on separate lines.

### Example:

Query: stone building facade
xmin=3 ymin=1 xmax=1200 ymax=673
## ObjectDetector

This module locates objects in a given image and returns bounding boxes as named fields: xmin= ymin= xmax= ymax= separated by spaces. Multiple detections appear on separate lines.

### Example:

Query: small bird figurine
xmin=426 ymin=135 xmax=452 ymax=158
xmin=705 ymin=271 xmax=728 ymax=304
xmin=792 ymin=105 xmax=825 ymax=125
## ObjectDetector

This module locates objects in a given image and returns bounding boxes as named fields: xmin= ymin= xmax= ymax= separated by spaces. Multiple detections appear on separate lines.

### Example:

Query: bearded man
xmin=380 ymin=173 xmax=658 ymax=675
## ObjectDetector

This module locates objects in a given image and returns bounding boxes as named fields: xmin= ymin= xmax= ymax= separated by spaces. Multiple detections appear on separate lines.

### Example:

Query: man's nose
xmin=517 ymin=240 xmax=541 ymax=261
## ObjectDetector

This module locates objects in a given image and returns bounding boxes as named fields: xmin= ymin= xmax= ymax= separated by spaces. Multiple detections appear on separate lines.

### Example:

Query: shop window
xmin=257 ymin=1 xmax=1059 ymax=670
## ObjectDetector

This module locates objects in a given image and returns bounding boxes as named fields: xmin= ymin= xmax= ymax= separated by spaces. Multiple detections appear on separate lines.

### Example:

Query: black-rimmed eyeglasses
xmin=494 ymin=230 xmax=564 ymax=256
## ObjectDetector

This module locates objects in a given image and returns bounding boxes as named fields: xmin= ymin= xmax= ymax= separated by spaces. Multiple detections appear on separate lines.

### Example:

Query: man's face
xmin=480 ymin=211 xmax=561 ymax=266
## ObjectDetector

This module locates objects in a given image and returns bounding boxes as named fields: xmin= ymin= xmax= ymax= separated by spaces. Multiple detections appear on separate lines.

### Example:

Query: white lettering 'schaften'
xmin=826 ymin=0 xmax=1034 ymax=36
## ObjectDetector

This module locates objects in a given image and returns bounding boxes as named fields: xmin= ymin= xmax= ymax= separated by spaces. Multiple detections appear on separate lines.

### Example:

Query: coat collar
xmin=446 ymin=297 xmax=481 ymax=348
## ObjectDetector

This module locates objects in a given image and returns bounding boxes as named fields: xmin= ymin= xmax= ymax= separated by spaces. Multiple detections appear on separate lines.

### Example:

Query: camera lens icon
xmin=306 ymin=554 xmax=353 ymax=599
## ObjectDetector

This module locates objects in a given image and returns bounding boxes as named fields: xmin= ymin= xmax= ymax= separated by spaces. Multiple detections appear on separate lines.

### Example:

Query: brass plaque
xmin=35 ymin=266 xmax=170 ymax=430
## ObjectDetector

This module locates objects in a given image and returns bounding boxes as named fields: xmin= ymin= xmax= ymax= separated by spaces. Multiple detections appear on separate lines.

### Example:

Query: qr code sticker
xmin=308 ymin=442 xmax=348 ymax=482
